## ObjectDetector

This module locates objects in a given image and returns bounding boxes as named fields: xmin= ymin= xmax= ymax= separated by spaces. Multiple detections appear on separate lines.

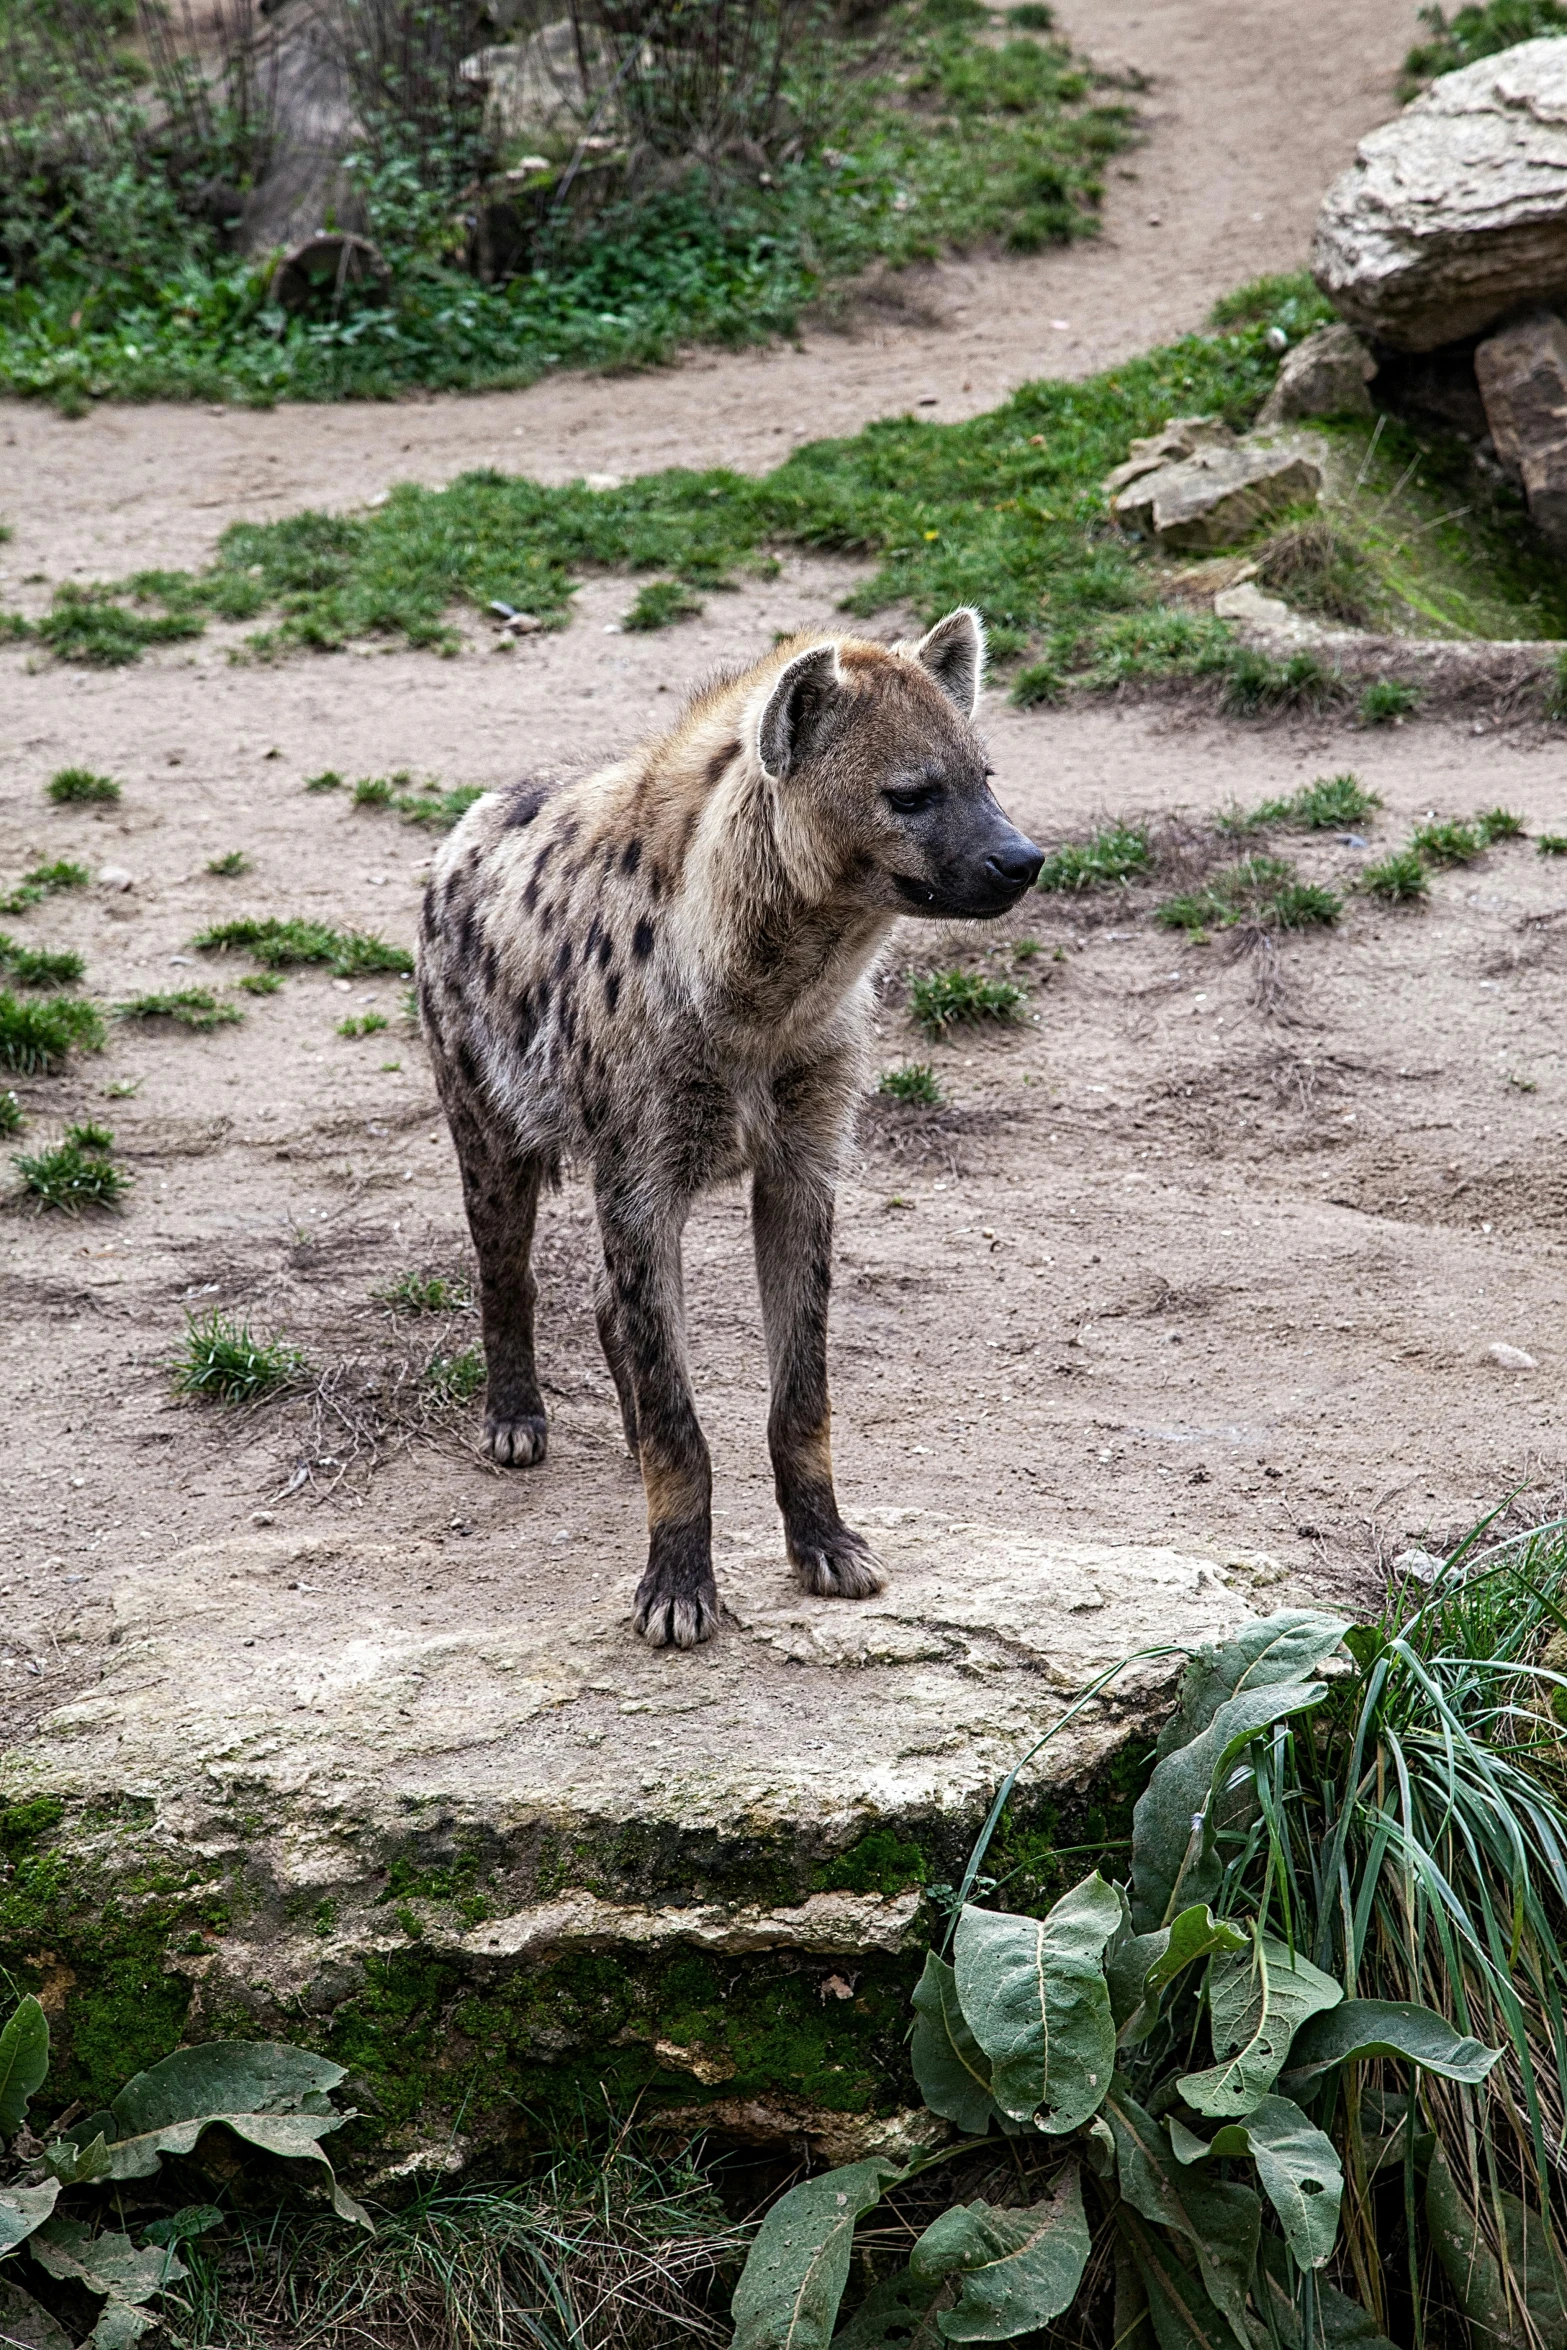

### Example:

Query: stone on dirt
xmin=1101 ymin=415 xmax=1237 ymax=498
xmin=1257 ymin=324 xmax=1377 ymax=425
xmin=1313 ymin=39 xmax=1567 ymax=353
xmin=1475 ymin=310 xmax=1567 ymax=549
xmin=1486 ymin=1340 xmax=1538 ymax=1369
xmin=1109 ymin=440 xmax=1323 ymax=550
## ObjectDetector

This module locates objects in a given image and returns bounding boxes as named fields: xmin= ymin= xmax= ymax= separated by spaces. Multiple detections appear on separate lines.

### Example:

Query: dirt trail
xmin=0 ymin=0 xmax=1423 ymax=579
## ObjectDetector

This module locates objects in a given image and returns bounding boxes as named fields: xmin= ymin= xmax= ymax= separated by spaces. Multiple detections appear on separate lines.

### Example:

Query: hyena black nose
xmin=985 ymin=834 xmax=1045 ymax=890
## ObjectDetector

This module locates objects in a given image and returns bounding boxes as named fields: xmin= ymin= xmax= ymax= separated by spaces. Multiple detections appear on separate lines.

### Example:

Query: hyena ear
xmin=757 ymin=642 xmax=843 ymax=778
xmin=915 ymin=608 xmax=985 ymax=716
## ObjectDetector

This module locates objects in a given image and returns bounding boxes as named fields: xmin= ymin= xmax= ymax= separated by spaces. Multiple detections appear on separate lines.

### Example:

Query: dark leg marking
xmin=443 ymin=1089 xmax=549 ymax=1468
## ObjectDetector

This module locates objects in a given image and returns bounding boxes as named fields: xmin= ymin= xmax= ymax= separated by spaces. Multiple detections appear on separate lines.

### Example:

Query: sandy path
xmin=0 ymin=0 xmax=1423 ymax=582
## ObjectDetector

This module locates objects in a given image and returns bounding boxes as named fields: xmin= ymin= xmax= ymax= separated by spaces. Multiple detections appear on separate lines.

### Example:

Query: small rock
xmin=1111 ymin=441 xmax=1324 ymax=551
xmin=1487 ymin=1341 xmax=1538 ymax=1370
xmin=1393 ymin=1546 xmax=1447 ymax=1584
xmin=1102 ymin=415 xmax=1236 ymax=499
xmin=1213 ymin=580 xmax=1294 ymax=624
xmin=583 ymin=472 xmax=622 ymax=491
xmin=97 ymin=865 xmax=135 ymax=891
xmin=1257 ymin=323 xmax=1376 ymax=426
xmin=1475 ymin=310 xmax=1567 ymax=549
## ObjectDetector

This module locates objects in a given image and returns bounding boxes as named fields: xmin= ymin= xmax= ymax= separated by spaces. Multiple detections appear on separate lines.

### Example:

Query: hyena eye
xmin=883 ymin=783 xmax=943 ymax=816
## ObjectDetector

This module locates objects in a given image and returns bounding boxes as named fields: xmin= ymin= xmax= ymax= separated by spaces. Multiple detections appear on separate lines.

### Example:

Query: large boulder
xmin=1313 ymin=38 xmax=1567 ymax=353
xmin=1475 ymin=308 xmax=1567 ymax=547
xmin=1109 ymin=440 xmax=1324 ymax=551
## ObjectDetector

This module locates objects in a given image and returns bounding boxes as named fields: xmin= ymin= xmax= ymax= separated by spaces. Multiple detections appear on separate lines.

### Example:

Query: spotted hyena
xmin=418 ymin=609 xmax=1042 ymax=1647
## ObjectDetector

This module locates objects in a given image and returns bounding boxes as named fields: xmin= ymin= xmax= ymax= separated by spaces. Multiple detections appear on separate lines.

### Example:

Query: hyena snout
xmin=923 ymin=815 xmax=1044 ymax=918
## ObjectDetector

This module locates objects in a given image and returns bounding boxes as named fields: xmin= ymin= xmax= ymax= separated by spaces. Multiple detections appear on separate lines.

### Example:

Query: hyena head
xmin=753 ymin=607 xmax=1043 ymax=920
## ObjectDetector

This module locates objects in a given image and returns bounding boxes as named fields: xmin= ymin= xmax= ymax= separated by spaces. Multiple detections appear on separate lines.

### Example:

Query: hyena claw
xmin=485 ymin=1414 xmax=548 ymax=1467
xmin=792 ymin=1530 xmax=885 ymax=1600
xmin=633 ymin=1579 xmax=721 ymax=1649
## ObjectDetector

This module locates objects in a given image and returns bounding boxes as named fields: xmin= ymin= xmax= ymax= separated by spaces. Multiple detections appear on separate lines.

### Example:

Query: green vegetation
xmin=1225 ymin=771 xmax=1382 ymax=835
xmin=1476 ymin=804 xmax=1526 ymax=841
xmin=0 ymin=935 xmax=85 ymax=989
xmin=734 ymin=1526 xmax=1567 ymax=2350
xmin=206 ymin=849 xmax=250 ymax=876
xmin=1363 ymin=847 xmax=1429 ymax=903
xmin=0 ymin=1088 xmax=23 ymax=1135
xmin=1402 ymin=0 xmax=1567 ymax=95
xmin=1221 ymin=646 xmax=1338 ymax=716
xmin=380 ymin=1269 xmax=473 ymax=1314
xmin=0 ymin=990 xmax=104 ymax=1072
xmin=1411 ymin=817 xmax=1485 ymax=865
xmin=1539 ymin=832 xmax=1567 ymax=855
xmin=909 ymin=967 xmax=1027 ymax=1036
xmin=426 ymin=1345 xmax=486 ymax=1402
xmin=46 ymin=764 xmax=120 ymax=804
xmin=624 ymin=579 xmax=705 ymax=632
xmin=193 ymin=916 xmax=412 ymax=976
xmin=1360 ymin=676 xmax=1421 ymax=725
xmin=1036 ymin=821 xmax=1151 ymax=891
xmin=237 ymin=969 xmax=284 ymax=994
xmin=0 ymin=859 xmax=90 ymax=915
xmin=12 ymin=1122 xmax=128 ymax=1211
xmin=877 ymin=1062 xmax=944 ymax=1105
xmin=172 ymin=1309 xmax=302 ymax=1403
xmin=114 ymin=988 xmax=244 ymax=1033
xmin=338 ymin=1011 xmax=390 ymax=1038
xmin=1157 ymin=855 xmax=1341 ymax=937
xmin=305 ymin=769 xmax=346 ymax=794
xmin=349 ymin=772 xmax=487 ymax=830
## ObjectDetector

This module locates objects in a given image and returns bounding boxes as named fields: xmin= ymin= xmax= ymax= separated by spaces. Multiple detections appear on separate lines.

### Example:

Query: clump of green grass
xmin=1539 ymin=832 xmax=1567 ymax=856
xmin=352 ymin=776 xmax=401 ymax=808
xmin=305 ymin=770 xmax=345 ymax=793
xmin=1360 ymin=677 xmax=1421 ymax=725
xmin=0 ymin=858 xmax=91 ymax=915
xmin=426 ymin=1345 xmax=486 ymax=1402
xmin=1036 ymin=821 xmax=1151 ymax=891
xmin=338 ymin=1011 xmax=390 ymax=1038
xmin=1255 ymin=514 xmax=1377 ymax=626
xmin=13 ymin=1124 xmax=128 ymax=1212
xmin=237 ymin=970 xmax=284 ymax=995
xmin=380 ymin=1269 xmax=473 ymax=1313
xmin=1363 ymin=847 xmax=1430 ymax=904
xmin=0 ymin=1089 xmax=25 ymax=1135
xmin=909 ymin=967 xmax=1027 ymax=1036
xmin=1221 ymin=647 xmax=1341 ymax=717
xmin=35 ymin=588 xmax=203 ymax=667
xmin=1412 ymin=817 xmax=1485 ymax=866
xmin=207 ymin=850 xmax=250 ymax=876
xmin=1402 ymin=0 xmax=1567 ymax=96
xmin=0 ymin=936 xmax=85 ymax=989
xmin=347 ymin=772 xmax=486 ymax=831
xmin=173 ymin=1309 xmax=302 ymax=1403
xmin=624 ymin=579 xmax=705 ymax=631
xmin=114 ymin=988 xmax=244 ymax=1033
xmin=1223 ymin=770 xmax=1382 ymax=835
xmin=194 ymin=916 xmax=412 ymax=977
xmin=47 ymin=764 xmax=121 ymax=804
xmin=1157 ymin=853 xmax=1341 ymax=936
xmin=877 ymin=1062 xmax=944 ymax=1105
xmin=1476 ymin=805 xmax=1526 ymax=842
xmin=0 ymin=990 xmax=104 ymax=1072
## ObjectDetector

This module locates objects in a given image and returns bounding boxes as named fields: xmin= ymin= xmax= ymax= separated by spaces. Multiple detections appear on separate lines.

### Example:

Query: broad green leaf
xmin=1255 ymin=2237 xmax=1397 ymax=2350
xmin=88 ymin=2308 xmax=156 ymax=2350
xmin=1105 ymin=2084 xmax=1257 ymax=2349
xmin=107 ymin=2042 xmax=346 ymax=2135
xmin=1116 ymin=2207 xmax=1244 ymax=2350
xmin=831 ymin=2268 xmax=948 ymax=2349
xmin=1109 ymin=1908 xmax=1249 ymax=2046
xmin=0 ymin=2180 xmax=59 ymax=2258
xmin=0 ymin=2277 xmax=73 ymax=2350
xmin=1131 ymin=1684 xmax=1330 ymax=1931
xmin=43 ymin=2130 xmax=112 ymax=2185
xmin=1167 ymin=2117 xmax=1209 ymax=2166
xmin=733 ymin=2158 xmax=901 ymax=2350
xmin=910 ymin=1954 xmax=1006 ymax=2136
xmin=1206 ymin=2096 xmax=1343 ymax=2269
xmin=1178 ymin=1934 xmax=1341 ymax=2118
xmin=1156 ymin=1613 xmax=1350 ymax=1758
xmin=0 ymin=1997 xmax=49 ymax=2140
xmin=1427 ymin=2148 xmax=1567 ymax=2350
xmin=953 ymin=1876 xmax=1119 ymax=2130
xmin=141 ymin=2204 xmax=224 ymax=2249
xmin=911 ymin=2164 xmax=1090 ymax=2341
xmin=1284 ymin=1999 xmax=1501 ymax=2088
xmin=31 ymin=2219 xmax=182 ymax=2306
xmin=1113 ymin=2228 xmax=1157 ymax=2350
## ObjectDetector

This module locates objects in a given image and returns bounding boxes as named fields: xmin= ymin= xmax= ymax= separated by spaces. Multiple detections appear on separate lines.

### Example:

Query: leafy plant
xmin=1157 ymin=856 xmax=1340 ymax=937
xmin=193 ymin=917 xmax=412 ymax=977
xmin=734 ymin=1530 xmax=1567 ymax=2350
xmin=113 ymin=989 xmax=244 ymax=1033
xmin=46 ymin=765 xmax=121 ymax=805
xmin=0 ymin=936 xmax=85 ymax=990
xmin=1359 ymin=678 xmax=1420 ymax=725
xmin=1363 ymin=849 xmax=1429 ymax=904
xmin=172 ymin=1310 xmax=302 ymax=1403
xmin=878 ymin=1063 xmax=944 ymax=1105
xmin=0 ymin=991 xmax=105 ymax=1073
xmin=1036 ymin=822 xmax=1151 ymax=892
xmin=380 ymin=1268 xmax=473 ymax=1313
xmin=12 ymin=1126 xmax=128 ymax=1211
xmin=426 ymin=1345 xmax=485 ymax=1402
xmin=909 ymin=968 xmax=1027 ymax=1036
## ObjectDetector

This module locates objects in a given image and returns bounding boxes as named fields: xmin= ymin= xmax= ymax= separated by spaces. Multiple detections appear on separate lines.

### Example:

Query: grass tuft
xmin=348 ymin=772 xmax=487 ymax=831
xmin=114 ymin=989 xmax=244 ymax=1033
xmin=207 ymin=849 xmax=251 ymax=876
xmin=909 ymin=968 xmax=1027 ymax=1036
xmin=1158 ymin=854 xmax=1341 ymax=936
xmin=0 ymin=859 xmax=91 ymax=915
xmin=1255 ymin=515 xmax=1377 ymax=627
xmin=426 ymin=1345 xmax=486 ymax=1402
xmin=0 ymin=936 xmax=85 ymax=990
xmin=0 ymin=1089 xmax=23 ymax=1136
xmin=1360 ymin=676 xmax=1421 ymax=725
xmin=338 ymin=1012 xmax=390 ymax=1039
xmin=1363 ymin=848 xmax=1430 ymax=904
xmin=1476 ymin=805 xmax=1526 ymax=843
xmin=380 ymin=1269 xmax=473 ymax=1314
xmin=1412 ymin=818 xmax=1485 ymax=866
xmin=305 ymin=769 xmax=346 ymax=793
xmin=624 ymin=579 xmax=705 ymax=631
xmin=194 ymin=916 xmax=412 ymax=977
xmin=1036 ymin=821 xmax=1151 ymax=891
xmin=1538 ymin=832 xmax=1567 ymax=856
xmin=13 ymin=1128 xmax=128 ymax=1212
xmin=1223 ymin=770 xmax=1382 ymax=836
xmin=237 ymin=970 xmax=285 ymax=995
xmin=0 ymin=990 xmax=105 ymax=1072
xmin=173 ymin=1309 xmax=302 ymax=1404
xmin=35 ymin=588 xmax=203 ymax=668
xmin=47 ymin=764 xmax=121 ymax=804
xmin=877 ymin=1062 xmax=944 ymax=1105
xmin=1221 ymin=647 xmax=1340 ymax=717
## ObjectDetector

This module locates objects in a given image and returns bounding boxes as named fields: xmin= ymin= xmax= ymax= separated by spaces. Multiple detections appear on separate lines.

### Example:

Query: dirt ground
xmin=4 ymin=0 xmax=1564 ymax=1737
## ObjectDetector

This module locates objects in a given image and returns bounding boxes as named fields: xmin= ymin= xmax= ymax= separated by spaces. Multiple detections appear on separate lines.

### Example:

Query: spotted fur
xmin=419 ymin=609 xmax=1042 ymax=1647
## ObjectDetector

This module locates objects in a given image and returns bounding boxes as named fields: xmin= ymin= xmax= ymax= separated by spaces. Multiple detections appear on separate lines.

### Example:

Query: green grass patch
xmin=193 ymin=917 xmax=412 ymax=976
xmin=0 ymin=935 xmax=85 ymax=989
xmin=1539 ymin=833 xmax=1567 ymax=856
xmin=909 ymin=967 xmax=1027 ymax=1035
xmin=237 ymin=970 xmax=284 ymax=995
xmin=624 ymin=579 xmax=706 ymax=631
xmin=338 ymin=1012 xmax=390 ymax=1038
xmin=348 ymin=773 xmax=487 ymax=831
xmin=1221 ymin=647 xmax=1341 ymax=717
xmin=1157 ymin=854 xmax=1341 ymax=937
xmin=1360 ymin=677 xmax=1421 ymax=725
xmin=0 ymin=990 xmax=104 ymax=1072
xmin=1476 ymin=805 xmax=1526 ymax=842
xmin=1402 ymin=0 xmax=1567 ymax=96
xmin=305 ymin=769 xmax=346 ymax=793
xmin=1363 ymin=848 xmax=1430 ymax=904
xmin=877 ymin=1062 xmax=944 ymax=1105
xmin=0 ymin=859 xmax=91 ymax=915
xmin=36 ymin=589 xmax=204 ymax=665
xmin=0 ymin=1089 xmax=23 ymax=1135
xmin=114 ymin=988 xmax=244 ymax=1033
xmin=1224 ymin=770 xmax=1381 ymax=835
xmin=47 ymin=764 xmax=121 ymax=804
xmin=1036 ymin=821 xmax=1151 ymax=891
xmin=1412 ymin=818 xmax=1485 ymax=866
xmin=380 ymin=1269 xmax=473 ymax=1314
xmin=13 ymin=1124 xmax=128 ymax=1211
xmin=206 ymin=849 xmax=250 ymax=876
xmin=173 ymin=1309 xmax=302 ymax=1403
xmin=426 ymin=1345 xmax=486 ymax=1402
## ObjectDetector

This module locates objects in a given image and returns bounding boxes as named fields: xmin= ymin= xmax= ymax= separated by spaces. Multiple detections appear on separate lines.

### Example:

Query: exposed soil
xmin=4 ymin=0 xmax=1564 ymax=1743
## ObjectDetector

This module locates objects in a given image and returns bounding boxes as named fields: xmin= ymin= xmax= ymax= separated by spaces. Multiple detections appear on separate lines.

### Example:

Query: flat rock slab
xmin=1110 ymin=441 xmax=1322 ymax=549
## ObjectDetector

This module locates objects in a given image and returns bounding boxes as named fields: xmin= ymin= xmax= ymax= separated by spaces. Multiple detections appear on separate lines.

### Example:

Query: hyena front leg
xmin=752 ymin=1160 xmax=883 ymax=1602
xmin=592 ymin=1257 xmax=641 ymax=1459
xmin=595 ymin=1181 xmax=718 ymax=1648
xmin=444 ymin=1093 xmax=549 ymax=1468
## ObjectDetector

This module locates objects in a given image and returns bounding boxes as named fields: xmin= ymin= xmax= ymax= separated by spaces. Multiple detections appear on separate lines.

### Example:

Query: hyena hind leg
xmin=445 ymin=1094 xmax=550 ymax=1468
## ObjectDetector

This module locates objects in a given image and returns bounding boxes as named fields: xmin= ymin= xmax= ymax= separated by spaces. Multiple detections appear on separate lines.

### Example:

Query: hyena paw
xmin=484 ymin=1411 xmax=548 ymax=1467
xmin=632 ymin=1570 xmax=720 ymax=1650
xmin=792 ymin=1527 xmax=884 ymax=1601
